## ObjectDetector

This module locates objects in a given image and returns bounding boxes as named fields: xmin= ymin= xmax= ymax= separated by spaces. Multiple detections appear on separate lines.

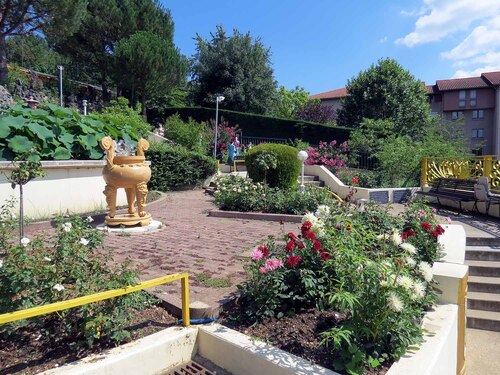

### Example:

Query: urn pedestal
xmin=100 ymin=137 xmax=152 ymax=227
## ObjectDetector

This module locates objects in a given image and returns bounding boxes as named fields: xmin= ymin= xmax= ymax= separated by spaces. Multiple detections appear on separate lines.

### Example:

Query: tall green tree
xmin=337 ymin=58 xmax=431 ymax=137
xmin=190 ymin=25 xmax=277 ymax=114
xmin=0 ymin=0 xmax=86 ymax=83
xmin=271 ymin=86 xmax=310 ymax=119
xmin=114 ymin=31 xmax=187 ymax=118
xmin=47 ymin=0 xmax=174 ymax=100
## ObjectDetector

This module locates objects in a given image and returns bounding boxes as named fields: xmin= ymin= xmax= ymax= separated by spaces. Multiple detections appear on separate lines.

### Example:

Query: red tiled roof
xmin=426 ymin=85 xmax=438 ymax=94
xmin=309 ymin=87 xmax=347 ymax=100
xmin=436 ymin=76 xmax=489 ymax=91
xmin=482 ymin=71 xmax=500 ymax=86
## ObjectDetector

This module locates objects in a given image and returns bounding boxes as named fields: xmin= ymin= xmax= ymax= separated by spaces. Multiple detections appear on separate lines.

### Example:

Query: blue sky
xmin=163 ymin=0 xmax=500 ymax=95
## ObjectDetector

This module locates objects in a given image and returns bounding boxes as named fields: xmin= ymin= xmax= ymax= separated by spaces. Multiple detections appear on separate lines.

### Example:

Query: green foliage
xmin=271 ymin=86 xmax=311 ymax=119
xmin=337 ymin=58 xmax=431 ymax=137
xmin=0 ymin=212 xmax=157 ymax=348
xmin=0 ymin=102 xmax=146 ymax=161
xmin=163 ymin=114 xmax=209 ymax=153
xmin=161 ymin=106 xmax=350 ymax=146
xmin=213 ymin=175 xmax=332 ymax=214
xmin=94 ymin=97 xmax=152 ymax=137
xmin=148 ymin=142 xmax=216 ymax=190
xmin=190 ymin=25 xmax=277 ymax=114
xmin=114 ymin=31 xmax=187 ymax=117
xmin=235 ymin=201 xmax=444 ymax=372
xmin=6 ymin=35 xmax=69 ymax=74
xmin=245 ymin=143 xmax=301 ymax=189
xmin=195 ymin=272 xmax=231 ymax=288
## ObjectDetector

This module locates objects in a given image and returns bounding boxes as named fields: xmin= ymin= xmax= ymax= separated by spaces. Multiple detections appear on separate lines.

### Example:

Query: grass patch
xmin=196 ymin=272 xmax=231 ymax=288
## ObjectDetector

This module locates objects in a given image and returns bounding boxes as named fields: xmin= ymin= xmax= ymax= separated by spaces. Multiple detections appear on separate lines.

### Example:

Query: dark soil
xmin=0 ymin=305 xmax=177 ymax=375
xmin=220 ymin=302 xmax=391 ymax=375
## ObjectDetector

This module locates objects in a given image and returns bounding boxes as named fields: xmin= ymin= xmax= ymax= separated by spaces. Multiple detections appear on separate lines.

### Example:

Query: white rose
xmin=79 ymin=238 xmax=89 ymax=246
xmin=53 ymin=283 xmax=65 ymax=292
xmin=20 ymin=237 xmax=30 ymax=247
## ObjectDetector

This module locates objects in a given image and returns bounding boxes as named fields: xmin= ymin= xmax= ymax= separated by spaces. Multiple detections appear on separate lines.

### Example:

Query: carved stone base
xmin=105 ymin=213 xmax=152 ymax=227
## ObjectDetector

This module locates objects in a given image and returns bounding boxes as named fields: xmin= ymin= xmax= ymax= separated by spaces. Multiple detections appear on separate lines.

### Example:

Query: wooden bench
xmin=416 ymin=178 xmax=476 ymax=213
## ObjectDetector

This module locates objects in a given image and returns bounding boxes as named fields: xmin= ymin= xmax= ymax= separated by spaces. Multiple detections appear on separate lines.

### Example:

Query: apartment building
xmin=310 ymin=71 xmax=500 ymax=155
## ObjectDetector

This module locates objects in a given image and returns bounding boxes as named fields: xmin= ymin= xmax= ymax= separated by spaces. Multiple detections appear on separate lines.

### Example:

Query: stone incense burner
xmin=100 ymin=136 xmax=152 ymax=227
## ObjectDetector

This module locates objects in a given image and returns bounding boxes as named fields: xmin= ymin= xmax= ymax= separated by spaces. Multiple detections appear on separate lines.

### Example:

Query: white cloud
xmin=398 ymin=1 xmax=500 ymax=77
xmin=396 ymin=0 xmax=500 ymax=47
xmin=379 ymin=36 xmax=388 ymax=43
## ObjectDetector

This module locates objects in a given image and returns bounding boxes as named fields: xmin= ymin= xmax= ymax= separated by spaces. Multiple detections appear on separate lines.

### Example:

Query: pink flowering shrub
xmin=208 ymin=117 xmax=240 ymax=158
xmin=305 ymin=140 xmax=349 ymax=174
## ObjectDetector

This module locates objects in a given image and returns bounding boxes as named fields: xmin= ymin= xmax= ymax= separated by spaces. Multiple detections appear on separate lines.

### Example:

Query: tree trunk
xmin=141 ymin=93 xmax=147 ymax=120
xmin=0 ymin=35 xmax=8 ymax=86
xmin=100 ymin=70 xmax=109 ymax=103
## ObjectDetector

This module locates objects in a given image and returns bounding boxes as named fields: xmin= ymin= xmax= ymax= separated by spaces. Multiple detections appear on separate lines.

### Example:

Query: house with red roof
xmin=310 ymin=71 xmax=500 ymax=155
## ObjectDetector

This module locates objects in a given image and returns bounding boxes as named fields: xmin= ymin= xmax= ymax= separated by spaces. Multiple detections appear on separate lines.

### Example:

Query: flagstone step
xmin=465 ymin=260 xmax=500 ymax=277
xmin=468 ymin=276 xmax=500 ymax=294
xmin=466 ymin=247 xmax=500 ymax=261
xmin=468 ymin=292 xmax=500 ymax=312
xmin=467 ymin=309 xmax=500 ymax=331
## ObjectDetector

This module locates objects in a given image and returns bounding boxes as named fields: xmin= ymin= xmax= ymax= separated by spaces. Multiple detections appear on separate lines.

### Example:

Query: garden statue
xmin=100 ymin=136 xmax=152 ymax=227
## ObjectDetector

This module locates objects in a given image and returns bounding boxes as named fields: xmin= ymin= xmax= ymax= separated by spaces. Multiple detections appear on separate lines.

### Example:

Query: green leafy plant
xmin=245 ymin=143 xmax=301 ymax=189
xmin=0 ymin=102 xmax=148 ymax=161
xmin=148 ymin=142 xmax=216 ymax=190
xmin=0 ymin=213 xmax=157 ymax=348
xmin=163 ymin=114 xmax=209 ymax=153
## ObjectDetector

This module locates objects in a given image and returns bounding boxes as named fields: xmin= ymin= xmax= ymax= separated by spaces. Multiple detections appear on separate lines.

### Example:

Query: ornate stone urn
xmin=100 ymin=136 xmax=152 ymax=227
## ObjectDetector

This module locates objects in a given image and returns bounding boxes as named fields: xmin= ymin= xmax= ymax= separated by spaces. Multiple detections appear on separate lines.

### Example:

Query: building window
xmin=459 ymin=90 xmax=466 ymax=107
xmin=472 ymin=110 xmax=484 ymax=119
xmin=470 ymin=89 xmax=477 ymax=106
xmin=452 ymin=111 xmax=464 ymax=120
xmin=472 ymin=128 xmax=484 ymax=138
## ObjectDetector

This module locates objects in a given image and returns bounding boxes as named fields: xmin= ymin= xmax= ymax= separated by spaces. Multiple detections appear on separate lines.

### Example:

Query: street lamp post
xmin=213 ymin=95 xmax=225 ymax=159
xmin=57 ymin=65 xmax=64 ymax=107
xmin=297 ymin=150 xmax=308 ymax=192
xmin=82 ymin=100 xmax=88 ymax=116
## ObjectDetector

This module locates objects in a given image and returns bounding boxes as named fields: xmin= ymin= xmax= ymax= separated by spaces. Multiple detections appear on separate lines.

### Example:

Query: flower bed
xmin=225 ymin=200 xmax=446 ymax=374
xmin=212 ymin=174 xmax=334 ymax=215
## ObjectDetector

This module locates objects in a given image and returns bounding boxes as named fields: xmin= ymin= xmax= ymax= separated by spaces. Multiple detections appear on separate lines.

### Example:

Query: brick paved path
xmin=104 ymin=190 xmax=294 ymax=313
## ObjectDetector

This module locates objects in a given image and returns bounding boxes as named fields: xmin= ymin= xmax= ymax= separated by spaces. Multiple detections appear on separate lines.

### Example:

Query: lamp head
xmin=216 ymin=95 xmax=225 ymax=102
xmin=297 ymin=150 xmax=308 ymax=162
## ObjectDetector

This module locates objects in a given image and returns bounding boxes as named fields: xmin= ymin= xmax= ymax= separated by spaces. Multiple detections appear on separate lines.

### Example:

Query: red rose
xmin=258 ymin=244 xmax=269 ymax=257
xmin=304 ymin=231 xmax=316 ymax=241
xmin=352 ymin=177 xmax=359 ymax=184
xmin=286 ymin=256 xmax=302 ymax=268
xmin=335 ymin=224 xmax=342 ymax=230
xmin=301 ymin=221 xmax=313 ymax=233
xmin=313 ymin=240 xmax=322 ymax=251
xmin=286 ymin=240 xmax=296 ymax=252
xmin=407 ymin=229 xmax=415 ymax=236
xmin=288 ymin=232 xmax=298 ymax=241
xmin=435 ymin=225 xmax=445 ymax=235
xmin=431 ymin=230 xmax=439 ymax=237
xmin=401 ymin=232 xmax=408 ymax=240
xmin=421 ymin=222 xmax=432 ymax=230
xmin=297 ymin=242 xmax=305 ymax=249
xmin=320 ymin=250 xmax=331 ymax=261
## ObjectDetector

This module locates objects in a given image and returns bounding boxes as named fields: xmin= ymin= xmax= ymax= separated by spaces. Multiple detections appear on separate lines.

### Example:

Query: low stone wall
xmin=0 ymin=160 xmax=128 ymax=219
xmin=304 ymin=165 xmax=419 ymax=204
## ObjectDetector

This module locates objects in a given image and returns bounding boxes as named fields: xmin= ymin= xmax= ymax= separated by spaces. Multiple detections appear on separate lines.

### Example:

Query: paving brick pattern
xmin=103 ymin=190 xmax=293 ymax=310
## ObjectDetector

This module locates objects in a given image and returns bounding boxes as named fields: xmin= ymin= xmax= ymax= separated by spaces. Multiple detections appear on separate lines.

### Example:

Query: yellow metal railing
xmin=308 ymin=184 xmax=344 ymax=203
xmin=0 ymin=273 xmax=190 ymax=326
xmin=421 ymin=155 xmax=500 ymax=189
xmin=233 ymin=159 xmax=245 ymax=172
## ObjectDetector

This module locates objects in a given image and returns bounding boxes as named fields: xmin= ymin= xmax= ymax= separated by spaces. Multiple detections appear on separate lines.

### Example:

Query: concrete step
xmin=469 ymin=276 xmax=500 ymax=294
xmin=466 ymin=247 xmax=500 ymax=261
xmin=467 ymin=309 xmax=500 ymax=331
xmin=300 ymin=175 xmax=319 ymax=182
xmin=304 ymin=180 xmax=325 ymax=187
xmin=468 ymin=292 xmax=500 ymax=312
xmin=465 ymin=260 xmax=500 ymax=277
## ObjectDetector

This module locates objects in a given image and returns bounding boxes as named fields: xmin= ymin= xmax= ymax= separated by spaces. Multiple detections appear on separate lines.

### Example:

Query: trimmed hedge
xmin=156 ymin=106 xmax=350 ymax=145
xmin=148 ymin=142 xmax=216 ymax=190
xmin=245 ymin=143 xmax=301 ymax=189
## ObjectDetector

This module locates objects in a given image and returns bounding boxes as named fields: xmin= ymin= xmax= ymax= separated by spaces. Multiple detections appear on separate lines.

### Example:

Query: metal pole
xmin=82 ymin=100 xmax=88 ymax=116
xmin=214 ymin=98 xmax=219 ymax=159
xmin=300 ymin=162 xmax=305 ymax=192
xmin=57 ymin=65 xmax=64 ymax=107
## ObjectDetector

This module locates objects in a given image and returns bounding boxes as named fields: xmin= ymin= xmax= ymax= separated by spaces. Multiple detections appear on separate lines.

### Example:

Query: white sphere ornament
xmin=298 ymin=150 xmax=308 ymax=162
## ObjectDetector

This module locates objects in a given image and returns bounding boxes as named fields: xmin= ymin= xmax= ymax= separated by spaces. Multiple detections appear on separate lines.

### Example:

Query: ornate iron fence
xmin=421 ymin=155 xmax=500 ymax=189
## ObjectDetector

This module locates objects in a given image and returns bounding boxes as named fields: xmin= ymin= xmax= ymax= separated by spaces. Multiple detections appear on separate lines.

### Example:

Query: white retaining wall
xmin=0 ymin=160 xmax=128 ymax=219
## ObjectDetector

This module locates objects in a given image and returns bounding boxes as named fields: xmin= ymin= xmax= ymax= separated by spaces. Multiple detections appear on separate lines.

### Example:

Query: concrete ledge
xmin=208 ymin=209 xmax=302 ymax=223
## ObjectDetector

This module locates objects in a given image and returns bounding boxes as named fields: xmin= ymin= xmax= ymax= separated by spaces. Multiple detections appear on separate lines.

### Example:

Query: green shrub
xmin=0 ymin=206 xmax=157 ymax=348
xmin=245 ymin=143 xmax=301 ymax=189
xmin=148 ymin=142 xmax=216 ymax=190
xmin=93 ymin=97 xmax=152 ymax=138
xmin=158 ymin=106 xmax=351 ymax=145
xmin=0 ymin=102 xmax=148 ymax=161
xmin=163 ymin=114 xmax=209 ymax=153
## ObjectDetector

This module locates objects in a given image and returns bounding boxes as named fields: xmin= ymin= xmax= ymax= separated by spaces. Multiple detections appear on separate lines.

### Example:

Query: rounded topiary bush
xmin=245 ymin=143 xmax=301 ymax=189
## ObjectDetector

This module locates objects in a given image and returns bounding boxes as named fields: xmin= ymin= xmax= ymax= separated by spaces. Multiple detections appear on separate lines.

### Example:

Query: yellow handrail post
xmin=181 ymin=275 xmax=190 ymax=327
xmin=234 ymin=160 xmax=237 ymax=172
xmin=216 ymin=160 xmax=220 ymax=174
xmin=484 ymin=156 xmax=493 ymax=182
xmin=421 ymin=157 xmax=428 ymax=187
